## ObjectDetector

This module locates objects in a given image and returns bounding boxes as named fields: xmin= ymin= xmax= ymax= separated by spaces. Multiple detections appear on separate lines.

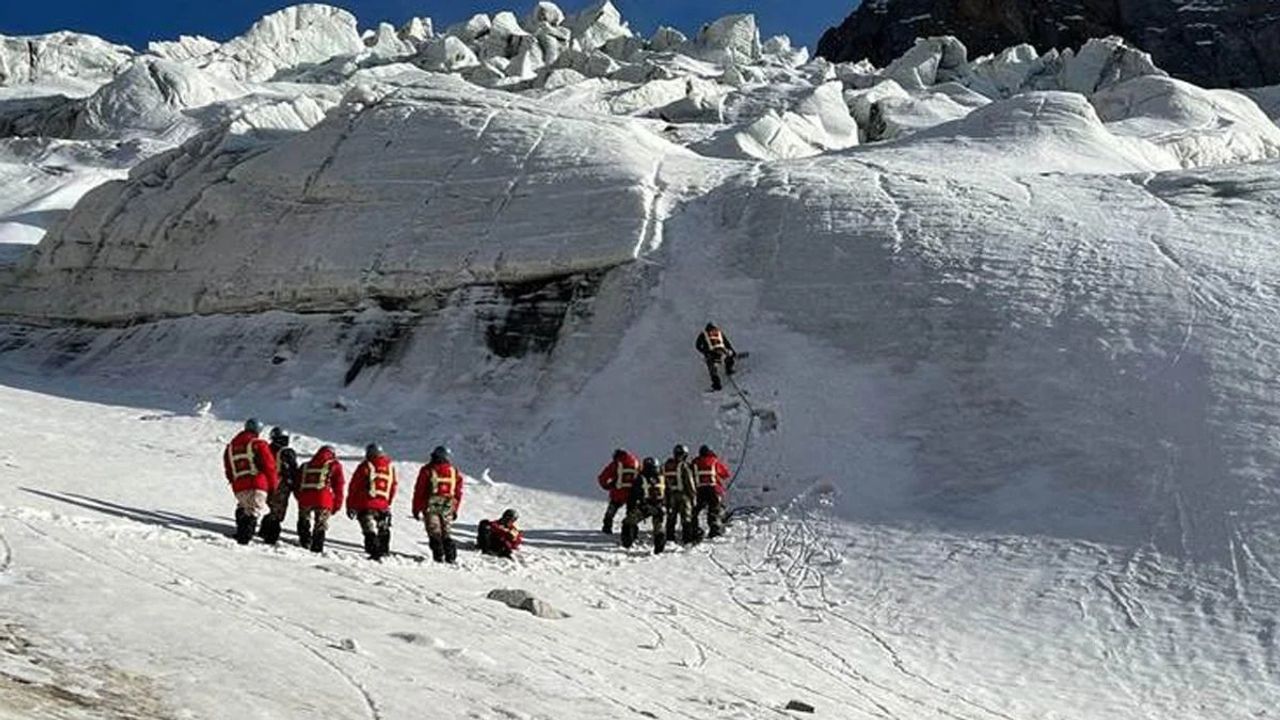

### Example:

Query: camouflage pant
xmin=424 ymin=498 xmax=457 ymax=563
xmin=265 ymin=485 xmax=291 ymax=523
xmin=665 ymin=492 xmax=695 ymax=542
xmin=622 ymin=500 xmax=665 ymax=551
xmin=297 ymin=506 xmax=331 ymax=535
xmin=233 ymin=490 xmax=267 ymax=518
xmin=357 ymin=510 xmax=392 ymax=558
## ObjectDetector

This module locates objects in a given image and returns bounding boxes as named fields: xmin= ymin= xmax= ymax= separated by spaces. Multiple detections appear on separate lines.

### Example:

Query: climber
xmin=259 ymin=427 xmax=300 ymax=545
xmin=476 ymin=508 xmax=524 ymax=559
xmin=294 ymin=445 xmax=345 ymax=553
xmin=663 ymin=444 xmax=699 ymax=544
xmin=691 ymin=444 xmax=731 ymax=540
xmin=412 ymin=445 xmax=464 ymax=564
xmin=347 ymin=443 xmax=398 ymax=560
xmin=622 ymin=456 xmax=667 ymax=554
xmin=221 ymin=418 xmax=278 ymax=545
xmin=597 ymin=448 xmax=641 ymax=534
xmin=696 ymin=322 xmax=738 ymax=391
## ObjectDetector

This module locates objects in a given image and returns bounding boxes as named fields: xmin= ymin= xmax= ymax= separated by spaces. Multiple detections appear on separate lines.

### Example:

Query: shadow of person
xmin=18 ymin=487 xmax=369 ymax=554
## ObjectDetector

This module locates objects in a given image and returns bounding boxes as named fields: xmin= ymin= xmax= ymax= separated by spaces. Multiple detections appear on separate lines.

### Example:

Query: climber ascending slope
xmin=696 ymin=322 xmax=738 ymax=392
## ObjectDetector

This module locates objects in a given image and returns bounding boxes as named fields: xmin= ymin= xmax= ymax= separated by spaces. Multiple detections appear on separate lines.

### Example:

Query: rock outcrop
xmin=816 ymin=0 xmax=1280 ymax=89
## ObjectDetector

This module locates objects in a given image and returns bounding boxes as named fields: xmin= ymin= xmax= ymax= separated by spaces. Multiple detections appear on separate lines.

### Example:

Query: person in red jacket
xmin=477 ymin=509 xmax=523 ymax=558
xmin=412 ymin=445 xmax=464 ymax=564
xmin=222 ymin=418 xmax=279 ymax=545
xmin=347 ymin=443 xmax=397 ymax=560
xmin=294 ymin=445 xmax=345 ymax=553
xmin=597 ymin=448 xmax=640 ymax=535
xmin=691 ymin=444 xmax=731 ymax=540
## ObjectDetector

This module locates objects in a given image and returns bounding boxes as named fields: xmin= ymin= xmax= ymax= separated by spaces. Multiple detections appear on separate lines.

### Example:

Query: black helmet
xmin=431 ymin=445 xmax=451 ymax=462
xmin=673 ymin=444 xmax=689 ymax=458
xmin=269 ymin=427 xmax=290 ymax=446
xmin=643 ymin=456 xmax=659 ymax=471
xmin=365 ymin=443 xmax=383 ymax=460
xmin=244 ymin=418 xmax=264 ymax=434
xmin=318 ymin=444 xmax=335 ymax=456
xmin=705 ymin=322 xmax=717 ymax=331
xmin=500 ymin=508 xmax=518 ymax=523
xmin=698 ymin=444 xmax=712 ymax=457
xmin=613 ymin=448 xmax=628 ymax=461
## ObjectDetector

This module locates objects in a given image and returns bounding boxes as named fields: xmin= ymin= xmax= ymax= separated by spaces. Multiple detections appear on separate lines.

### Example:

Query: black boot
xmin=260 ymin=516 xmax=281 ymax=545
xmin=296 ymin=519 xmax=311 ymax=549
xmin=621 ymin=523 xmax=637 ymax=549
xmin=309 ymin=530 xmax=326 ymax=553
xmin=234 ymin=510 xmax=255 ymax=545
xmin=476 ymin=520 xmax=492 ymax=555
xmin=378 ymin=529 xmax=391 ymax=559
xmin=654 ymin=531 xmax=667 ymax=555
xmin=444 ymin=536 xmax=457 ymax=564
xmin=428 ymin=536 xmax=444 ymax=563
xmin=363 ymin=532 xmax=379 ymax=558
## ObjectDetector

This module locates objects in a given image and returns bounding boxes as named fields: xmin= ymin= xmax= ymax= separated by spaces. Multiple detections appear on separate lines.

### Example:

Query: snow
xmin=1 ymin=3 xmax=1279 ymax=718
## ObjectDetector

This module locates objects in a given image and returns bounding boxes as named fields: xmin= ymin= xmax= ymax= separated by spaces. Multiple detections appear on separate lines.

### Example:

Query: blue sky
xmin=0 ymin=1 xmax=857 ymax=53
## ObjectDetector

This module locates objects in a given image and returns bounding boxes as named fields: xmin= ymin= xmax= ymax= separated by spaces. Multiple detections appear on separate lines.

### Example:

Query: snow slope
xmin=1 ymin=3 xmax=1279 ymax=719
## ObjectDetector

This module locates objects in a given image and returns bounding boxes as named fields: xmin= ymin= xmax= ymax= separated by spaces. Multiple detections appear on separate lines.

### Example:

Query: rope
xmin=725 ymin=364 xmax=756 ymax=493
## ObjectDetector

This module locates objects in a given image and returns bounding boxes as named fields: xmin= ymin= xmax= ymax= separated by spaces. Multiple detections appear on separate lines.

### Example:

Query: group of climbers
xmin=220 ymin=322 xmax=744 ymax=560
xmin=596 ymin=443 xmax=731 ymax=554
xmin=221 ymin=423 xmax=521 ymax=562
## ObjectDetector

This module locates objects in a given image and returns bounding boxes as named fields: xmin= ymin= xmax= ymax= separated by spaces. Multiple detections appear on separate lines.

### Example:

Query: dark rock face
xmin=816 ymin=0 xmax=1280 ymax=89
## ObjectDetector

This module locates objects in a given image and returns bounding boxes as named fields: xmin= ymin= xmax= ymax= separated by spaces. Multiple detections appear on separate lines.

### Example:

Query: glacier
xmin=0 ymin=2 xmax=1278 ymax=718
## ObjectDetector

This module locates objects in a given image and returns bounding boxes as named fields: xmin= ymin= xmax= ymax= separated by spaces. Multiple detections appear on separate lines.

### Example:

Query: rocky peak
xmin=816 ymin=0 xmax=1280 ymax=89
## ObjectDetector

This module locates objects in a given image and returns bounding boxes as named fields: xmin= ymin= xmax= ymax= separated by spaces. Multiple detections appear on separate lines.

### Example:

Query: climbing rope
xmin=725 ymin=365 xmax=756 ymax=493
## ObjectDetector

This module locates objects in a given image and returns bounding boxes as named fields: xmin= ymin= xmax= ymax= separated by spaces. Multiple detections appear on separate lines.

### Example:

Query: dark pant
xmin=602 ymin=499 xmax=625 ymax=533
xmin=477 ymin=520 xmax=513 ymax=558
xmin=704 ymin=351 xmax=736 ymax=390
xmin=692 ymin=487 xmax=725 ymax=539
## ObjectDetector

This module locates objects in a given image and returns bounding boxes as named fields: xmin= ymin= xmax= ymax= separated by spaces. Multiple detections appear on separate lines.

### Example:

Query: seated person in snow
xmin=477 ymin=509 xmax=523 ymax=558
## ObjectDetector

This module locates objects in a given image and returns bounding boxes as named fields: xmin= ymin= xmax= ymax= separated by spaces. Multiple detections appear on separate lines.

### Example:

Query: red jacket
xmin=692 ymin=453 xmax=731 ymax=497
xmin=412 ymin=461 xmax=464 ymax=516
xmin=347 ymin=455 xmax=397 ymax=513
xmin=597 ymin=452 xmax=641 ymax=504
xmin=488 ymin=519 xmax=523 ymax=552
xmin=222 ymin=430 xmax=278 ymax=494
xmin=295 ymin=447 xmax=346 ymax=513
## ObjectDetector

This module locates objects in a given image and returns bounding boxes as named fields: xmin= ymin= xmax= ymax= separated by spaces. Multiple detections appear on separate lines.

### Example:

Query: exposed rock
xmin=816 ymin=0 xmax=1280 ymax=89
xmin=486 ymin=589 xmax=569 ymax=619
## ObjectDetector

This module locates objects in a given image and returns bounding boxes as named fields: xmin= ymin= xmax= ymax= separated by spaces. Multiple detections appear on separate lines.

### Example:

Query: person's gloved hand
xmin=347 ymin=509 xmax=356 ymax=520
xmin=412 ymin=511 xmax=421 ymax=521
